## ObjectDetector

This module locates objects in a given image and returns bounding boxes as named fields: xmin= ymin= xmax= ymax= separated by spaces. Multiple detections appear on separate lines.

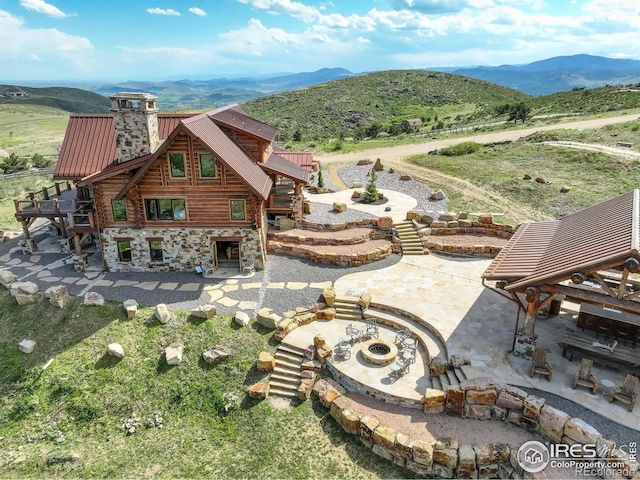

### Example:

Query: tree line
xmin=0 ymin=153 xmax=54 ymax=174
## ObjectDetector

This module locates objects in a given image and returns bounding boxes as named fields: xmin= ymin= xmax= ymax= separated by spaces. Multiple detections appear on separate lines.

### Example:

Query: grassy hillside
xmin=243 ymin=70 xmax=532 ymax=141
xmin=0 ymin=86 xmax=110 ymax=113
xmin=0 ymin=292 xmax=407 ymax=478
xmin=532 ymin=85 xmax=640 ymax=115
xmin=0 ymin=105 xmax=68 ymax=160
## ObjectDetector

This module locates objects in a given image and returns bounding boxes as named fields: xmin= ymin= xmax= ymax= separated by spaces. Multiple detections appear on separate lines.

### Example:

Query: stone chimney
xmin=109 ymin=92 xmax=159 ymax=163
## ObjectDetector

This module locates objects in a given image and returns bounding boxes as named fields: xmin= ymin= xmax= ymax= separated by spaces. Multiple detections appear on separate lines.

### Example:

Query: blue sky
xmin=1 ymin=0 xmax=639 ymax=82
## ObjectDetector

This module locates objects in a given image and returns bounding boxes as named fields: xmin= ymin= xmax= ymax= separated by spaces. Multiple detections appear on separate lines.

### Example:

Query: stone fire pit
xmin=360 ymin=338 xmax=398 ymax=366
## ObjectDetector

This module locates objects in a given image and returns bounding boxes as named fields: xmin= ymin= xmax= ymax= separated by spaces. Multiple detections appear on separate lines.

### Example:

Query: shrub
xmin=439 ymin=141 xmax=482 ymax=156
xmin=0 ymin=153 xmax=29 ymax=174
xmin=362 ymin=169 xmax=379 ymax=203
xmin=317 ymin=167 xmax=325 ymax=188
xmin=30 ymin=153 xmax=54 ymax=169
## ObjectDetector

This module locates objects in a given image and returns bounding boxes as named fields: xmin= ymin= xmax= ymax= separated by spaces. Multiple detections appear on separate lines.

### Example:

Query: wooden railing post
xmin=53 ymin=198 xmax=60 ymax=214
xmin=14 ymin=199 xmax=21 ymax=214
xmin=42 ymin=187 xmax=49 ymax=200
xmin=67 ymin=212 xmax=75 ymax=228
xmin=29 ymin=192 xmax=35 ymax=201
xmin=34 ymin=199 xmax=41 ymax=213
xmin=55 ymin=182 xmax=61 ymax=196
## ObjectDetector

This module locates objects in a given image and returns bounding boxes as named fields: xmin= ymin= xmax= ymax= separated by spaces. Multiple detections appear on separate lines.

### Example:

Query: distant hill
xmin=87 ymin=68 xmax=354 ymax=111
xmin=242 ymin=69 xmax=531 ymax=140
xmin=446 ymin=54 xmax=640 ymax=96
xmin=0 ymin=85 xmax=110 ymax=113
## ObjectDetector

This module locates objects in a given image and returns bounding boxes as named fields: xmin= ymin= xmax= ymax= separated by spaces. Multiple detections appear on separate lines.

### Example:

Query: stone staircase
xmin=334 ymin=295 xmax=363 ymax=321
xmin=268 ymin=344 xmax=305 ymax=398
xmin=363 ymin=306 xmax=447 ymax=362
xmin=431 ymin=364 xmax=483 ymax=391
xmin=394 ymin=221 xmax=424 ymax=255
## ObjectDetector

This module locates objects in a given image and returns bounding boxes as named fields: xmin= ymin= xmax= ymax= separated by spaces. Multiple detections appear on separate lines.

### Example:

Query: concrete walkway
xmin=305 ymin=188 xmax=417 ymax=223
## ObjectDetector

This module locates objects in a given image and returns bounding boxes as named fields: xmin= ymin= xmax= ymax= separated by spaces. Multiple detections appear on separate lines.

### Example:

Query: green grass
xmin=0 ymin=105 xmax=69 ymax=159
xmin=408 ymin=121 xmax=640 ymax=221
xmin=0 ymin=175 xmax=54 ymax=231
xmin=0 ymin=292 xmax=409 ymax=478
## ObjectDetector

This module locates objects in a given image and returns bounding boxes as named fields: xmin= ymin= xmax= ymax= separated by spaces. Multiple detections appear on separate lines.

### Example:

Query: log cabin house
xmin=16 ymin=92 xmax=312 ymax=272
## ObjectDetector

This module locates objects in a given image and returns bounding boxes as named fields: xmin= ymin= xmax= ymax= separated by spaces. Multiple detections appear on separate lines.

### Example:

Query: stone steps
xmin=334 ymin=296 xmax=363 ymax=321
xmin=363 ymin=306 xmax=446 ymax=362
xmin=394 ymin=221 xmax=425 ymax=256
xmin=430 ymin=364 xmax=481 ymax=390
xmin=269 ymin=342 xmax=305 ymax=398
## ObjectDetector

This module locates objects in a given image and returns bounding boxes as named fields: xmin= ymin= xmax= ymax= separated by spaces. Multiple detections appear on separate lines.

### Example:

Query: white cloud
xmin=146 ymin=7 xmax=181 ymax=16
xmin=19 ymin=0 xmax=68 ymax=18
xmin=189 ymin=7 xmax=207 ymax=17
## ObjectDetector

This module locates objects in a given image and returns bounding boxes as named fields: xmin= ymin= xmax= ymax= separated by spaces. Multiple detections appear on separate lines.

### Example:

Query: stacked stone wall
xmin=268 ymin=227 xmax=390 ymax=246
xmin=315 ymin=377 xmax=639 ymax=479
xmin=102 ymin=227 xmax=264 ymax=272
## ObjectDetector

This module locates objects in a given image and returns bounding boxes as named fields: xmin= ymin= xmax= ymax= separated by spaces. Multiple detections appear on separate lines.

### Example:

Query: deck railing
xmin=67 ymin=201 xmax=96 ymax=228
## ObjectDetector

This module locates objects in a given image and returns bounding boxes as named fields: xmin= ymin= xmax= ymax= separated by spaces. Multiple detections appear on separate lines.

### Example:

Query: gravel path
xmin=337 ymin=164 xmax=448 ymax=216
xmin=304 ymin=201 xmax=378 ymax=224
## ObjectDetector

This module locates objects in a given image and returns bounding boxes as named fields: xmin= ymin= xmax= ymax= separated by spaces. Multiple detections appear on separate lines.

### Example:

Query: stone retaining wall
xmin=416 ymin=221 xmax=513 ymax=258
xmin=425 ymin=242 xmax=503 ymax=257
xmin=267 ymin=242 xmax=393 ymax=267
xmin=301 ymin=216 xmax=394 ymax=231
xmin=268 ymin=227 xmax=390 ymax=246
xmin=315 ymin=377 xmax=639 ymax=479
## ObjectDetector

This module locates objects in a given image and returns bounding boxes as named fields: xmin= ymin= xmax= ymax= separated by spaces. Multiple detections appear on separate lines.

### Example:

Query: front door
xmin=210 ymin=241 xmax=219 ymax=271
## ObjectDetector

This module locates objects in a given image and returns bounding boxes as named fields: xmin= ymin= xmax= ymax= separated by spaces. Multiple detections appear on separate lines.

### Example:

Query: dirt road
xmin=317 ymin=113 xmax=640 ymax=223
xmin=316 ymin=113 xmax=640 ymax=165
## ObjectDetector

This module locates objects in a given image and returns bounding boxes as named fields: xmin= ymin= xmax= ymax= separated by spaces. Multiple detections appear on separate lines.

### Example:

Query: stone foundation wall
xmin=102 ymin=227 xmax=265 ymax=272
xmin=316 ymin=376 xmax=638 ymax=479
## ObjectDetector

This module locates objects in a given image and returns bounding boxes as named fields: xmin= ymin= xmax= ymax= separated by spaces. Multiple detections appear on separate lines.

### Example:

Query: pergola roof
xmin=483 ymin=190 xmax=640 ymax=291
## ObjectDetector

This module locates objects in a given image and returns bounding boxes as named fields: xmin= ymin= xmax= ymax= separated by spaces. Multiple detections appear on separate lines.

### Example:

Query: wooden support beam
xmin=59 ymin=215 xmax=67 ymax=238
xmin=618 ymin=269 xmax=630 ymax=299
xmin=590 ymin=272 xmax=617 ymax=298
xmin=21 ymin=219 xmax=30 ymax=240
xmin=538 ymin=293 xmax=558 ymax=312
xmin=540 ymin=283 xmax=640 ymax=315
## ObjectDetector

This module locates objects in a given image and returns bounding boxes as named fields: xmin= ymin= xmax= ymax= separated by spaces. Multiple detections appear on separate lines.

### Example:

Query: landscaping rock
xmin=373 ymin=158 xmax=384 ymax=171
xmin=457 ymin=444 xmax=477 ymax=478
xmin=466 ymin=389 xmax=497 ymax=405
xmin=400 ymin=174 xmax=412 ymax=181
xmin=83 ymin=291 xmax=105 ymax=306
xmin=312 ymin=378 xmax=346 ymax=408
xmin=373 ymin=425 xmax=396 ymax=449
xmin=358 ymin=292 xmax=372 ymax=308
xmin=431 ymin=190 xmax=445 ymax=200
xmin=351 ymin=190 xmax=362 ymax=199
xmin=376 ymin=216 xmax=393 ymax=228
xmin=523 ymin=395 xmax=545 ymax=420
xmin=165 ymin=344 xmax=184 ymax=365
xmin=357 ymin=158 xmax=372 ymax=165
xmin=248 ymin=383 xmax=269 ymax=399
xmin=496 ymin=384 xmax=527 ymax=410
xmin=202 ymin=348 xmax=231 ymax=364
xmin=107 ymin=343 xmax=125 ymax=358
xmin=2 ymin=231 xmax=18 ymax=244
xmin=316 ymin=308 xmax=336 ymax=320
xmin=478 ymin=213 xmax=494 ymax=224
xmin=14 ymin=293 xmax=37 ymax=305
xmin=535 ymin=177 xmax=548 ymax=184
xmin=12 ymin=281 xmax=39 ymax=296
xmin=445 ymin=387 xmax=464 ymax=416
xmin=234 ymin=311 xmax=250 ymax=327
xmin=190 ymin=304 xmax=217 ymax=319
xmin=351 ymin=181 xmax=363 ymax=188
xmin=560 ymin=186 xmax=570 ymax=193
xmin=123 ymin=299 xmax=138 ymax=309
xmin=412 ymin=439 xmax=434 ymax=467
xmin=359 ymin=415 xmax=380 ymax=448
xmin=433 ymin=446 xmax=458 ymax=470
xmin=420 ymin=215 xmax=434 ymax=225
xmin=123 ymin=299 xmax=138 ymax=318
xmin=322 ymin=287 xmax=336 ymax=307
xmin=256 ymin=307 xmax=282 ymax=329
xmin=332 ymin=202 xmax=347 ymax=213
xmin=423 ymin=388 xmax=445 ymax=414
xmin=257 ymin=351 xmax=275 ymax=371
xmin=338 ymin=408 xmax=360 ymax=435
xmin=297 ymin=378 xmax=315 ymax=400
xmin=539 ymin=405 xmax=570 ymax=443
xmin=0 ymin=270 xmax=17 ymax=288
xmin=45 ymin=285 xmax=70 ymax=308
xmin=18 ymin=339 xmax=36 ymax=353
xmin=154 ymin=303 xmax=174 ymax=324
xmin=563 ymin=418 xmax=602 ymax=445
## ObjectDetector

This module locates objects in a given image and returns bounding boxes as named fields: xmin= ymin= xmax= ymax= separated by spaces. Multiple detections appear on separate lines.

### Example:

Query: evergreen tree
xmin=362 ymin=169 xmax=379 ymax=203
xmin=317 ymin=167 xmax=325 ymax=188
xmin=0 ymin=153 xmax=29 ymax=174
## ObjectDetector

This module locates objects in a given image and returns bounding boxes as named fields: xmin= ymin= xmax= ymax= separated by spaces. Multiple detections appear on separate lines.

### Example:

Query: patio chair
xmin=390 ymin=358 xmax=411 ymax=381
xmin=199 ymin=260 xmax=214 ymax=276
xmin=363 ymin=318 xmax=379 ymax=339
xmin=346 ymin=324 xmax=364 ymax=345
xmin=394 ymin=327 xmax=411 ymax=345
xmin=530 ymin=347 xmax=553 ymax=381
xmin=609 ymin=374 xmax=638 ymax=411
xmin=572 ymin=359 xmax=598 ymax=394
xmin=334 ymin=339 xmax=352 ymax=359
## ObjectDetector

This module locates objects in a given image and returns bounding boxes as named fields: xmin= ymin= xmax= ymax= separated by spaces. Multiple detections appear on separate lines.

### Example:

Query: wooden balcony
xmin=14 ymin=181 xmax=77 ymax=220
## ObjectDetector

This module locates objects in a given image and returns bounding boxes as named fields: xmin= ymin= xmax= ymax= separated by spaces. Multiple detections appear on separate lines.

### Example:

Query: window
xmin=145 ymin=199 xmax=186 ymax=221
xmin=230 ymin=199 xmax=246 ymax=221
xmin=149 ymin=240 xmax=163 ymax=262
xmin=199 ymin=153 xmax=216 ymax=177
xmin=111 ymin=199 xmax=127 ymax=221
xmin=117 ymin=241 xmax=132 ymax=262
xmin=169 ymin=153 xmax=185 ymax=178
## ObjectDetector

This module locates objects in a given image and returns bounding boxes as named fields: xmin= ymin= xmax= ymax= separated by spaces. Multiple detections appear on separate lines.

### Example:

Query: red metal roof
xmin=262 ymin=153 xmax=310 ymax=183
xmin=210 ymin=106 xmax=277 ymax=142
xmin=483 ymin=190 xmax=640 ymax=290
xmin=273 ymin=146 xmax=313 ymax=170
xmin=54 ymin=114 xmax=192 ymax=181
xmin=182 ymin=115 xmax=273 ymax=200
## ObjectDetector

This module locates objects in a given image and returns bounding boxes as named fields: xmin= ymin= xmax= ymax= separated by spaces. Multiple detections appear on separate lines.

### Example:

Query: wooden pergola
xmin=482 ymin=190 xmax=640 ymax=371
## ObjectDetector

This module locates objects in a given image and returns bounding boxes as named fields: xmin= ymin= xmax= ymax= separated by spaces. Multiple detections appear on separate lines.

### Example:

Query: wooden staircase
xmin=394 ymin=221 xmax=424 ymax=255
xmin=268 ymin=344 xmax=305 ymax=398
xmin=334 ymin=295 xmax=363 ymax=321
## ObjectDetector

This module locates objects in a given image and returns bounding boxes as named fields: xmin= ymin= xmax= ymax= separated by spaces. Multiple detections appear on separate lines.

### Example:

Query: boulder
xmin=376 ymin=216 xmax=393 ymax=228
xmin=257 ymin=351 xmax=275 ymax=371
xmin=351 ymin=190 xmax=362 ymax=199
xmin=256 ymin=307 xmax=282 ymax=329
xmin=431 ymin=190 xmax=445 ymax=200
xmin=358 ymin=292 xmax=372 ymax=308
xmin=400 ymin=174 xmax=412 ymax=181
xmin=439 ymin=212 xmax=455 ymax=222
xmin=313 ymin=334 xmax=326 ymax=349
xmin=373 ymin=158 xmax=384 ymax=171
xmin=154 ymin=303 xmax=174 ymax=324
xmin=539 ymin=405 xmax=570 ymax=443
xmin=359 ymin=415 xmax=380 ymax=448
xmin=560 ymin=186 xmax=570 ymax=193
xmin=464 ymin=404 xmax=492 ymax=420
xmin=496 ymin=385 xmax=527 ymax=410
xmin=303 ymin=201 xmax=312 ymax=214
xmin=12 ymin=281 xmax=39 ymax=296
xmin=423 ymin=388 xmax=445 ymax=414
xmin=330 ymin=395 xmax=352 ymax=424
xmin=466 ymin=389 xmax=497 ymax=405
xmin=83 ymin=291 xmax=105 ymax=306
xmin=395 ymin=432 xmax=413 ymax=460
xmin=316 ymin=308 xmax=336 ymax=320
xmin=563 ymin=418 xmax=602 ymax=445
xmin=411 ymin=439 xmax=434 ymax=467
xmin=478 ymin=213 xmax=494 ymax=224
xmin=190 ymin=304 xmax=217 ymax=319
xmin=474 ymin=443 xmax=510 ymax=465
xmin=202 ymin=348 xmax=231 ymax=364
xmin=332 ymin=202 xmax=347 ymax=213
xmin=445 ymin=387 xmax=464 ymax=416
xmin=165 ymin=344 xmax=184 ymax=365
xmin=0 ymin=270 xmax=17 ymax=288
xmin=234 ymin=311 xmax=250 ymax=327
xmin=45 ymin=285 xmax=68 ymax=300
xmin=535 ymin=177 xmax=548 ymax=184
xmin=351 ymin=181 xmax=363 ymax=188
xmin=322 ymin=287 xmax=336 ymax=307
xmin=523 ymin=395 xmax=545 ymax=420
xmin=248 ymin=383 xmax=269 ymax=399
xmin=457 ymin=445 xmax=477 ymax=478
xmin=15 ymin=293 xmax=37 ymax=305
xmin=2 ymin=231 xmax=19 ymax=244
xmin=123 ymin=299 xmax=138 ymax=318
xmin=312 ymin=378 xmax=346 ymax=408
xmin=338 ymin=408 xmax=360 ymax=435
xmin=523 ymin=174 xmax=532 ymax=180
xmin=433 ymin=447 xmax=458 ymax=470
xmin=357 ymin=158 xmax=372 ymax=165
xmin=420 ymin=215 xmax=434 ymax=225
xmin=18 ymin=339 xmax=36 ymax=353
xmin=107 ymin=343 xmax=125 ymax=358
xmin=297 ymin=378 xmax=315 ymax=400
